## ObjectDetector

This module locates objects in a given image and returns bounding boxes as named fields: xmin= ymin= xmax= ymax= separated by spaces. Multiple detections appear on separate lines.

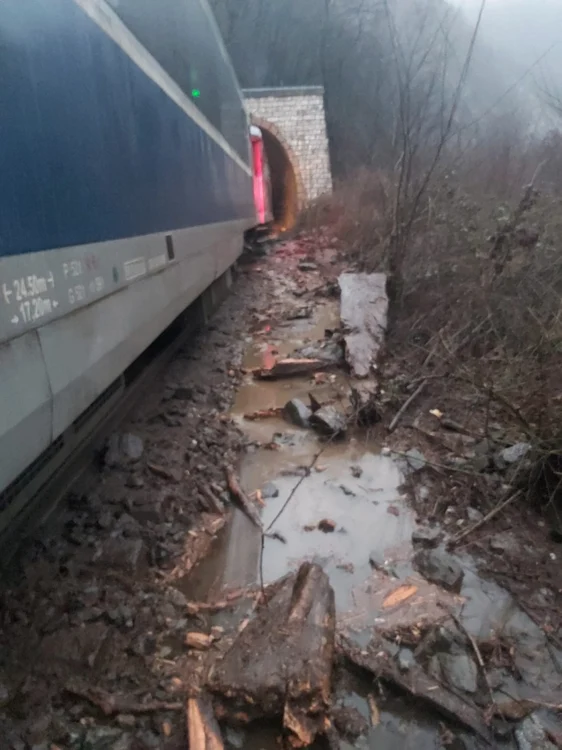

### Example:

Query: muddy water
xmin=183 ymin=299 xmax=562 ymax=749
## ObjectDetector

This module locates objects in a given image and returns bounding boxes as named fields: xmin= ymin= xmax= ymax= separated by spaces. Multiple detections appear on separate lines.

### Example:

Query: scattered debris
xmin=255 ymin=358 xmax=328 ymax=380
xmin=340 ymin=637 xmax=491 ymax=742
xmin=209 ymin=563 xmax=335 ymax=748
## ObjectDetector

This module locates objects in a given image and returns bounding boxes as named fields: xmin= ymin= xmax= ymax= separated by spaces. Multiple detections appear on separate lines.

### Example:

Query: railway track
xmin=0 ymin=267 xmax=236 ymax=570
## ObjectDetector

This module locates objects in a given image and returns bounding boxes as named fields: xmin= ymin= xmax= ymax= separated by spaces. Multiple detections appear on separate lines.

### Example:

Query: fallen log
xmin=339 ymin=636 xmax=492 ymax=744
xmin=254 ymin=358 xmax=329 ymax=380
xmin=187 ymin=694 xmax=224 ymax=750
xmin=208 ymin=562 xmax=335 ymax=748
xmin=225 ymin=468 xmax=262 ymax=528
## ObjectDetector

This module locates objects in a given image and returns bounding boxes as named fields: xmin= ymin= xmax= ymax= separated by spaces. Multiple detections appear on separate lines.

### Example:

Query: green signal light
xmin=191 ymin=88 xmax=201 ymax=98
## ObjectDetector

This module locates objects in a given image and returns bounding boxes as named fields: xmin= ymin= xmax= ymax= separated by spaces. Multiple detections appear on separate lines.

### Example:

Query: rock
xmin=293 ymin=339 xmax=345 ymax=366
xmin=310 ymin=406 xmax=347 ymax=437
xmin=350 ymin=465 xmax=363 ymax=478
xmin=93 ymin=538 xmax=148 ymax=575
xmin=402 ymin=448 xmax=427 ymax=473
xmin=172 ymin=385 xmax=193 ymax=401
xmin=515 ymin=713 xmax=557 ymax=750
xmin=283 ymin=398 xmax=312 ymax=428
xmin=397 ymin=648 xmax=415 ymax=672
xmin=331 ymin=705 xmax=369 ymax=740
xmin=40 ymin=622 xmax=110 ymax=669
xmin=467 ymin=507 xmax=484 ymax=523
xmin=368 ymin=550 xmax=397 ymax=577
xmin=27 ymin=714 xmax=51 ymax=745
xmin=116 ymin=714 xmax=136 ymax=728
xmin=412 ymin=526 xmax=443 ymax=548
xmin=430 ymin=652 xmax=478 ymax=694
xmin=489 ymin=532 xmax=517 ymax=553
xmin=339 ymin=484 xmax=355 ymax=496
xmin=471 ymin=454 xmax=490 ymax=472
xmin=261 ymin=482 xmax=279 ymax=499
xmin=125 ymin=473 xmax=145 ymax=489
xmin=413 ymin=548 xmax=464 ymax=592
xmin=318 ymin=518 xmax=336 ymax=533
xmin=225 ymin=726 xmax=246 ymax=749
xmin=104 ymin=433 xmax=144 ymax=468
xmin=495 ymin=442 xmax=531 ymax=470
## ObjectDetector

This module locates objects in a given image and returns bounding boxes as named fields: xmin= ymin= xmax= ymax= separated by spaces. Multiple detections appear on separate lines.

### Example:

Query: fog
xmin=209 ymin=0 xmax=562 ymax=176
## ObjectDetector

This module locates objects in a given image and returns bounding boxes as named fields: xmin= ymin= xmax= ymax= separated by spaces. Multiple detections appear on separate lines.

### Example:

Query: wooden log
xmin=187 ymin=695 xmax=224 ymax=750
xmin=208 ymin=563 xmax=335 ymax=747
xmin=340 ymin=636 xmax=492 ymax=744
xmin=254 ymin=358 xmax=328 ymax=380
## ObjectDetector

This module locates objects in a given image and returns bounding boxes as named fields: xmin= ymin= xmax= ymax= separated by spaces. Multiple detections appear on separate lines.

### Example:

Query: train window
xmin=106 ymin=0 xmax=249 ymax=162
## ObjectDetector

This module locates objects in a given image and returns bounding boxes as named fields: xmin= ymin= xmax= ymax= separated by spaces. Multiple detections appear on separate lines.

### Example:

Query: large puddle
xmin=182 ymin=296 xmax=562 ymax=748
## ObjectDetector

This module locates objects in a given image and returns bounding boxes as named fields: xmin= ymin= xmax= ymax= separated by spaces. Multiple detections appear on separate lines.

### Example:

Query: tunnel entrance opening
xmin=261 ymin=128 xmax=298 ymax=232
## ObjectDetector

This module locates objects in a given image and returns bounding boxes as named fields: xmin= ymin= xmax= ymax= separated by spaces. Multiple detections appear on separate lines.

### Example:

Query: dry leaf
xmin=162 ymin=721 xmax=172 ymax=737
xmin=382 ymin=584 xmax=418 ymax=609
xmin=368 ymin=694 xmax=380 ymax=726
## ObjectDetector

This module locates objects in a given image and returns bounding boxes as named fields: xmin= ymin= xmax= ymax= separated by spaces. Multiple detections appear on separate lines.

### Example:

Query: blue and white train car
xmin=0 ymin=0 xmax=256 ymax=525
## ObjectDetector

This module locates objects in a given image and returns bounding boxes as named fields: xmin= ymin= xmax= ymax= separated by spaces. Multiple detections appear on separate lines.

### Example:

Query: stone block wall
xmin=243 ymin=87 xmax=333 ymax=207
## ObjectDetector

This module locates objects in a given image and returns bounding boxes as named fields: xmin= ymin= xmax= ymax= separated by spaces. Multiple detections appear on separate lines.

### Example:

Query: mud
xmin=1 ymin=237 xmax=562 ymax=750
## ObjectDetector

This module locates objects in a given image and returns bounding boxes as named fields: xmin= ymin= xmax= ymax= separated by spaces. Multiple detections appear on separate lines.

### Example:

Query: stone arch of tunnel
xmin=252 ymin=117 xmax=305 ymax=232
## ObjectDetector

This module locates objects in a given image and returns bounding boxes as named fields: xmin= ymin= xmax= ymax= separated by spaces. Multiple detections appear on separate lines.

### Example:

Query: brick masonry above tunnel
xmin=243 ymin=87 xmax=333 ymax=208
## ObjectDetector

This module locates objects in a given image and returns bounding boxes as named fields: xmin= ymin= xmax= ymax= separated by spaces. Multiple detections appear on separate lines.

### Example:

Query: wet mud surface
xmin=1 ymin=236 xmax=562 ymax=750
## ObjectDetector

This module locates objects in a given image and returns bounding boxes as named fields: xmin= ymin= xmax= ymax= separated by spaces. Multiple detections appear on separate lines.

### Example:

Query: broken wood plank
xmin=187 ymin=695 xmax=224 ymax=750
xmin=254 ymin=358 xmax=329 ymax=380
xmin=339 ymin=273 xmax=388 ymax=379
xmin=339 ymin=636 xmax=492 ymax=744
xmin=225 ymin=468 xmax=262 ymax=528
xmin=208 ymin=563 xmax=335 ymax=747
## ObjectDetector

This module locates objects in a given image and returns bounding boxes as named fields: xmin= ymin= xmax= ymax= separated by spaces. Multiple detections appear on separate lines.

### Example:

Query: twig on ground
xmin=65 ymin=682 xmax=183 ymax=716
xmin=450 ymin=490 xmax=522 ymax=545
xmin=389 ymin=381 xmax=427 ymax=432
